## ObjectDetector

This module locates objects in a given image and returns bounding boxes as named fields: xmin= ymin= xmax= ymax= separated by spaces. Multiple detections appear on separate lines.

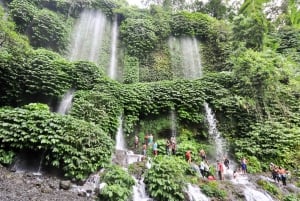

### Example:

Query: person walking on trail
xmin=224 ymin=157 xmax=229 ymax=169
xmin=153 ymin=141 xmax=158 ymax=157
xmin=185 ymin=150 xmax=192 ymax=164
xmin=217 ymin=160 xmax=224 ymax=180
xmin=134 ymin=135 xmax=139 ymax=150
xmin=199 ymin=149 xmax=206 ymax=161
xmin=241 ymin=157 xmax=247 ymax=174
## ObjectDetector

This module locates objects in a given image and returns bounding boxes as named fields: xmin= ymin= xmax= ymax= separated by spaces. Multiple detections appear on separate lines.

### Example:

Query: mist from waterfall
xmin=67 ymin=9 xmax=108 ymax=64
xmin=108 ymin=16 xmax=119 ymax=80
xmin=56 ymin=89 xmax=74 ymax=115
xmin=168 ymin=36 xmax=202 ymax=79
xmin=115 ymin=116 xmax=126 ymax=150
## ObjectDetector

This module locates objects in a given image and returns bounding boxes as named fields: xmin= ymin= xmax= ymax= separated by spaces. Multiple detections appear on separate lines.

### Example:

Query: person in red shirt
xmin=185 ymin=150 xmax=192 ymax=164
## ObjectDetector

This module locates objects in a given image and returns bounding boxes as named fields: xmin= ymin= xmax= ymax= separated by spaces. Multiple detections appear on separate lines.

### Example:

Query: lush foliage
xmin=99 ymin=165 xmax=135 ymax=201
xmin=144 ymin=156 xmax=190 ymax=201
xmin=200 ymin=181 xmax=227 ymax=199
xmin=257 ymin=179 xmax=279 ymax=196
xmin=0 ymin=103 xmax=113 ymax=180
xmin=28 ymin=8 xmax=71 ymax=52
xmin=69 ymin=89 xmax=122 ymax=136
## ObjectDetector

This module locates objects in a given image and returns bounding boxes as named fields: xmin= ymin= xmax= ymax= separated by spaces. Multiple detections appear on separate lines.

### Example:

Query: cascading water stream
xmin=56 ymin=89 xmax=74 ymax=115
xmin=169 ymin=35 xmax=275 ymax=200
xmin=170 ymin=110 xmax=177 ymax=137
xmin=168 ymin=36 xmax=202 ymax=79
xmin=133 ymin=178 xmax=152 ymax=201
xmin=115 ymin=116 xmax=126 ymax=151
xmin=67 ymin=9 xmax=108 ymax=64
xmin=204 ymin=102 xmax=227 ymax=160
xmin=186 ymin=183 xmax=210 ymax=201
xmin=108 ymin=15 xmax=119 ymax=80
xmin=205 ymin=104 xmax=275 ymax=201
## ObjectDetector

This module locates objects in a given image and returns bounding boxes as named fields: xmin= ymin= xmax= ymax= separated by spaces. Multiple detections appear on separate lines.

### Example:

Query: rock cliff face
xmin=0 ymin=165 xmax=92 ymax=201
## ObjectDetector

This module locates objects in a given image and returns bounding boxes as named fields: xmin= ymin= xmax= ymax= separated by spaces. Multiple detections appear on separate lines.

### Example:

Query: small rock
xmin=59 ymin=180 xmax=71 ymax=190
xmin=78 ymin=190 xmax=87 ymax=197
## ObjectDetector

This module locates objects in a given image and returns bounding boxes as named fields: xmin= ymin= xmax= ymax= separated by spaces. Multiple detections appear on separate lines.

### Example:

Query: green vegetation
xmin=0 ymin=0 xmax=299 ymax=200
xmin=200 ymin=181 xmax=227 ymax=199
xmin=99 ymin=165 xmax=135 ymax=201
xmin=0 ymin=103 xmax=113 ymax=180
xmin=144 ymin=156 xmax=191 ymax=201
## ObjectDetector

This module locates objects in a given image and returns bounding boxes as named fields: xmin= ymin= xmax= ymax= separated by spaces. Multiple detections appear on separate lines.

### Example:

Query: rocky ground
xmin=0 ymin=165 xmax=95 ymax=201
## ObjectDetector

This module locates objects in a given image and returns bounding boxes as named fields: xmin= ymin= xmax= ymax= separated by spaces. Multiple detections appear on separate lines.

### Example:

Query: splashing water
xmin=186 ymin=183 xmax=210 ymax=201
xmin=133 ymin=177 xmax=152 ymax=201
xmin=115 ymin=116 xmax=126 ymax=150
xmin=204 ymin=102 xmax=226 ymax=160
xmin=56 ymin=89 xmax=74 ymax=115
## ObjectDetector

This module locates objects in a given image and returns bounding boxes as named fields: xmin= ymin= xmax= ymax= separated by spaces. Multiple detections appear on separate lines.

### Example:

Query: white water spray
xmin=168 ymin=36 xmax=202 ymax=79
xmin=133 ymin=178 xmax=152 ymax=201
xmin=187 ymin=183 xmax=210 ymax=201
xmin=170 ymin=110 xmax=177 ymax=137
xmin=204 ymin=102 xmax=226 ymax=160
xmin=115 ymin=116 xmax=126 ymax=150
xmin=67 ymin=9 xmax=108 ymax=64
xmin=108 ymin=16 xmax=119 ymax=79
xmin=56 ymin=89 xmax=74 ymax=115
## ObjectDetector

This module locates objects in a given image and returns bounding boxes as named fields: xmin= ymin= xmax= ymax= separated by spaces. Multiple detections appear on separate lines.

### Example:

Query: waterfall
xmin=186 ymin=183 xmax=210 ymax=201
xmin=33 ymin=150 xmax=46 ymax=176
xmin=168 ymin=36 xmax=202 ymax=79
xmin=108 ymin=16 xmax=119 ymax=79
xmin=170 ymin=110 xmax=177 ymax=137
xmin=56 ymin=89 xmax=74 ymax=115
xmin=204 ymin=102 xmax=226 ymax=160
xmin=232 ymin=175 xmax=275 ymax=201
xmin=67 ymin=9 xmax=108 ymax=64
xmin=133 ymin=178 xmax=152 ymax=201
xmin=115 ymin=116 xmax=126 ymax=150
xmin=11 ymin=150 xmax=45 ymax=174
xmin=244 ymin=186 xmax=275 ymax=201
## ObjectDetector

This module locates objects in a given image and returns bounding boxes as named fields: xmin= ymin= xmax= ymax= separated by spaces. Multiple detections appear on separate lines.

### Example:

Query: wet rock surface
xmin=0 ymin=165 xmax=94 ymax=201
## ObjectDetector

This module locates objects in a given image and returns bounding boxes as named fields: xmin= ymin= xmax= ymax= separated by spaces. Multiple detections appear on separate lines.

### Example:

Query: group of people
xmin=270 ymin=163 xmax=289 ymax=186
xmin=165 ymin=136 xmax=177 ymax=155
xmin=135 ymin=134 xmax=158 ymax=157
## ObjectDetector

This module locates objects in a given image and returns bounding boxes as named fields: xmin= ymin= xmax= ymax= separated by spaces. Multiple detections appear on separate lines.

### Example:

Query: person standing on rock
xmin=224 ymin=157 xmax=229 ymax=169
xmin=199 ymin=160 xmax=205 ymax=177
xmin=217 ymin=160 xmax=224 ymax=180
xmin=241 ymin=157 xmax=247 ymax=174
xmin=199 ymin=149 xmax=206 ymax=161
xmin=185 ymin=150 xmax=192 ymax=164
